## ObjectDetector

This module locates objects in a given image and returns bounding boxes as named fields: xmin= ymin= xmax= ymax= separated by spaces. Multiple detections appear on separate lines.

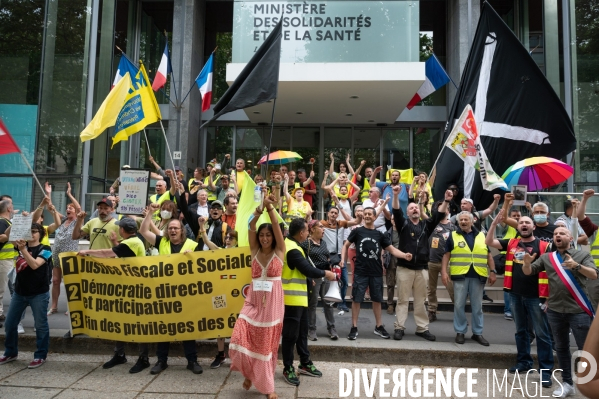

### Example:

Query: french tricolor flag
xmin=406 ymin=55 xmax=451 ymax=110
xmin=195 ymin=53 xmax=214 ymax=112
xmin=152 ymin=42 xmax=172 ymax=91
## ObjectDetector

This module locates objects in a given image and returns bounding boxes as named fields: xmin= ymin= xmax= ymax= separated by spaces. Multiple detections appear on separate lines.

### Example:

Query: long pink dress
xmin=229 ymin=253 xmax=284 ymax=394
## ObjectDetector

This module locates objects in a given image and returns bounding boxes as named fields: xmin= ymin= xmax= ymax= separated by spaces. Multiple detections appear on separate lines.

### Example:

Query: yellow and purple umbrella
xmin=501 ymin=156 xmax=573 ymax=190
xmin=258 ymin=150 xmax=302 ymax=165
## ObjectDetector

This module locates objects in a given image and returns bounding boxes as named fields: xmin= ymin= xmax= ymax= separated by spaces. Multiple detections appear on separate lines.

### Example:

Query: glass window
xmin=413 ymin=127 xmax=441 ymax=175
xmin=292 ymin=127 xmax=320 ymax=179
xmin=324 ymin=127 xmax=352 ymax=178
xmin=382 ymin=129 xmax=410 ymax=177
xmin=235 ymin=127 xmax=264 ymax=177
xmin=206 ymin=126 xmax=234 ymax=169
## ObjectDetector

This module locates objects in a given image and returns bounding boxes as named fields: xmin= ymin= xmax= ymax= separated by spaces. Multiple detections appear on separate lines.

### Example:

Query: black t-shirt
xmin=154 ymin=235 xmax=201 ymax=253
xmin=534 ymin=223 xmax=557 ymax=243
xmin=498 ymin=238 xmax=542 ymax=298
xmin=112 ymin=243 xmax=136 ymax=258
xmin=15 ymin=244 xmax=51 ymax=296
xmin=347 ymin=226 xmax=391 ymax=277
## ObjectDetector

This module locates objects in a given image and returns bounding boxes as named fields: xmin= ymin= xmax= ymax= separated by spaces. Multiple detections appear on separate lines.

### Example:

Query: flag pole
xmin=19 ymin=153 xmax=45 ymax=194
xmin=143 ymin=129 xmax=152 ymax=157
xmin=159 ymin=120 xmax=176 ymax=171
xmin=264 ymin=98 xmax=278 ymax=168
xmin=164 ymin=30 xmax=179 ymax=104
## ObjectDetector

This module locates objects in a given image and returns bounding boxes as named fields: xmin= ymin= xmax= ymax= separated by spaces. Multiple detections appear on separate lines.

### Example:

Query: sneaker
xmin=348 ymin=326 xmax=358 ymax=340
xmin=416 ymin=330 xmax=436 ymax=341
xmin=151 ymin=360 xmax=168 ymax=375
xmin=102 ymin=353 xmax=127 ymax=369
xmin=0 ymin=355 xmax=17 ymax=365
xmin=386 ymin=306 xmax=394 ymax=315
xmin=552 ymin=382 xmax=575 ymax=397
xmin=374 ymin=325 xmax=390 ymax=339
xmin=394 ymin=329 xmax=404 ymax=340
xmin=483 ymin=294 xmax=493 ymax=303
xmin=308 ymin=329 xmax=318 ymax=341
xmin=283 ymin=366 xmax=300 ymax=386
xmin=299 ymin=361 xmax=322 ymax=377
xmin=129 ymin=356 xmax=150 ymax=374
xmin=328 ymin=326 xmax=339 ymax=340
xmin=210 ymin=353 xmax=226 ymax=369
xmin=504 ymin=312 xmax=513 ymax=321
xmin=187 ymin=360 xmax=203 ymax=374
xmin=28 ymin=358 xmax=46 ymax=369
xmin=0 ymin=314 xmax=5 ymax=321
xmin=339 ymin=305 xmax=350 ymax=312
xmin=17 ymin=323 xmax=25 ymax=334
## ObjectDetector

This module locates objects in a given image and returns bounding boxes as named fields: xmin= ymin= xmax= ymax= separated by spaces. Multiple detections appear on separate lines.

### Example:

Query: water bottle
xmin=254 ymin=185 xmax=262 ymax=203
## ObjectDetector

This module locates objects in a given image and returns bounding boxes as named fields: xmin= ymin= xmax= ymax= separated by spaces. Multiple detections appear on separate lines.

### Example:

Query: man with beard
xmin=450 ymin=195 xmax=501 ymax=233
xmin=357 ymin=165 xmax=378 ymax=203
xmin=502 ymin=195 xmax=556 ymax=244
xmin=442 ymin=211 xmax=496 ymax=346
xmin=486 ymin=213 xmax=553 ymax=387
xmin=340 ymin=207 xmax=412 ymax=341
xmin=523 ymin=227 xmax=597 ymax=397
xmin=370 ymin=166 xmax=408 ymax=214
xmin=391 ymin=186 xmax=450 ymax=341
xmin=72 ymin=197 xmax=121 ymax=251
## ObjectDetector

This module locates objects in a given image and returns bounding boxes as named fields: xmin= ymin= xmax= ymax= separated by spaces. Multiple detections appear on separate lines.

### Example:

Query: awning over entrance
xmin=225 ymin=62 xmax=425 ymax=125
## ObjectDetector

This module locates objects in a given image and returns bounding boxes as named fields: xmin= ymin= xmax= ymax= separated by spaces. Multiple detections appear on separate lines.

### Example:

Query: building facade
xmin=0 ymin=0 xmax=597 ymax=216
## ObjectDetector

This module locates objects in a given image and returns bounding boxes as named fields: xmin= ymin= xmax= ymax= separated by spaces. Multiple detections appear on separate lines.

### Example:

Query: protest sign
xmin=59 ymin=247 xmax=253 ymax=342
xmin=9 ymin=214 xmax=33 ymax=241
xmin=117 ymin=168 xmax=150 ymax=216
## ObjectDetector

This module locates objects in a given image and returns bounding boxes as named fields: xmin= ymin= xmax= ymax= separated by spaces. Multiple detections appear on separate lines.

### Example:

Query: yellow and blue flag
xmin=79 ymin=73 xmax=131 ymax=142
xmin=111 ymin=59 xmax=161 ymax=148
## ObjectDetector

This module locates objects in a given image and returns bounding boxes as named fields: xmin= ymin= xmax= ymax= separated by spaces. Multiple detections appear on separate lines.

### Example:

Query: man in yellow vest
xmin=281 ymin=218 xmax=336 ymax=386
xmin=576 ymin=188 xmax=599 ymax=311
xmin=77 ymin=217 xmax=150 ymax=373
xmin=441 ymin=211 xmax=496 ymax=346
xmin=0 ymin=199 xmax=17 ymax=323
xmin=140 ymin=203 xmax=203 ymax=375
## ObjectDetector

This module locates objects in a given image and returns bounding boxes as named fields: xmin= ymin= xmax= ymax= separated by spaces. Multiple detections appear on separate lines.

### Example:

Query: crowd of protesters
xmin=1 ymin=152 xmax=599 ymax=398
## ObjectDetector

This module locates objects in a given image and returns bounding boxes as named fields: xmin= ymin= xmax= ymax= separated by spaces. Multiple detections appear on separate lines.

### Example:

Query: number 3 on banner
xmin=70 ymin=311 xmax=83 ymax=329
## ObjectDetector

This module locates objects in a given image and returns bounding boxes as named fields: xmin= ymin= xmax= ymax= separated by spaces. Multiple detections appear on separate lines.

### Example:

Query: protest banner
xmin=59 ymin=247 xmax=253 ymax=342
xmin=9 ymin=214 xmax=33 ymax=241
xmin=117 ymin=168 xmax=151 ymax=216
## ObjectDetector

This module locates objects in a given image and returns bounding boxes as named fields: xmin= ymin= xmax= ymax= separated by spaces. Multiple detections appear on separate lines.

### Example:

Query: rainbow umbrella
xmin=501 ymin=156 xmax=573 ymax=191
xmin=257 ymin=150 xmax=302 ymax=165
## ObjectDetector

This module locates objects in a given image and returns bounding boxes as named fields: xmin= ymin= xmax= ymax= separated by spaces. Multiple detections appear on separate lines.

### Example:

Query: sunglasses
xmin=31 ymin=229 xmax=40 ymax=233
xmin=225 ymin=236 xmax=235 ymax=240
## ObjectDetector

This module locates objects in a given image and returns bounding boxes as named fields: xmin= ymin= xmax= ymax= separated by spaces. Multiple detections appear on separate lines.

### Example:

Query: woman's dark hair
xmin=257 ymin=223 xmax=276 ymax=249
xmin=288 ymin=218 xmax=307 ymax=237
xmin=32 ymin=223 xmax=46 ymax=240
xmin=338 ymin=161 xmax=348 ymax=171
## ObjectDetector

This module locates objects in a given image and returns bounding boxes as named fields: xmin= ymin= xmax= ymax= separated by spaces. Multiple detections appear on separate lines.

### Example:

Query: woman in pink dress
xmin=229 ymin=193 xmax=285 ymax=399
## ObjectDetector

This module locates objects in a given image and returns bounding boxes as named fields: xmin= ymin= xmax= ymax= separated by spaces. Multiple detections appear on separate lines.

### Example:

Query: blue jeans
xmin=339 ymin=266 xmax=349 ymax=307
xmin=453 ymin=278 xmax=484 ymax=335
xmin=504 ymin=292 xmax=511 ymax=314
xmin=546 ymin=309 xmax=591 ymax=385
xmin=3 ymin=291 xmax=50 ymax=360
xmin=509 ymin=294 xmax=554 ymax=380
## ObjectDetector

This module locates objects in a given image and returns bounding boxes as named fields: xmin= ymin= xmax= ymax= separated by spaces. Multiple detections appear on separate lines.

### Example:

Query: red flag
xmin=0 ymin=119 xmax=21 ymax=155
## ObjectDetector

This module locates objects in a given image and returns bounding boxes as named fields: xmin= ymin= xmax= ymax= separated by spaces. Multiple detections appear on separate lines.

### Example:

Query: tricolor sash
xmin=549 ymin=252 xmax=595 ymax=318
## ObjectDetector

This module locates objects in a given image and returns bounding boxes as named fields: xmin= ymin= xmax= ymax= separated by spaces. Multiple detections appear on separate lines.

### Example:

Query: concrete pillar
xmin=170 ymin=0 xmax=206 ymax=173
xmin=447 ymin=0 xmax=481 ymax=105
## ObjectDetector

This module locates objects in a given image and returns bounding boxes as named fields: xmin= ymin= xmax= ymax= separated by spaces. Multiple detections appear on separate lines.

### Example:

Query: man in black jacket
xmin=391 ymin=185 xmax=452 ymax=341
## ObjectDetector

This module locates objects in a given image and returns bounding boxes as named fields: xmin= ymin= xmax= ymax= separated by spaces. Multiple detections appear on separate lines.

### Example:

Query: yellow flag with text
xmin=111 ymin=62 xmax=161 ymax=148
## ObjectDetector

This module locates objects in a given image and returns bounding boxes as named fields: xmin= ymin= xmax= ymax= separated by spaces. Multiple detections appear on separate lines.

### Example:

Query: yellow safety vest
xmin=282 ymin=182 xmax=301 ymax=214
xmin=0 ymin=218 xmax=17 ymax=260
xmin=158 ymin=237 xmax=198 ymax=255
xmin=41 ymin=226 xmax=50 ymax=246
xmin=204 ymin=175 xmax=220 ymax=201
xmin=282 ymin=238 xmax=309 ymax=307
xmin=449 ymin=231 xmax=489 ymax=277
xmin=591 ymin=232 xmax=599 ymax=267
xmin=121 ymin=236 xmax=146 ymax=257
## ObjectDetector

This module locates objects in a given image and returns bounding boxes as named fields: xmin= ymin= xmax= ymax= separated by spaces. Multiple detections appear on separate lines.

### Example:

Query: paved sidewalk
xmin=0 ymin=351 xmax=588 ymax=399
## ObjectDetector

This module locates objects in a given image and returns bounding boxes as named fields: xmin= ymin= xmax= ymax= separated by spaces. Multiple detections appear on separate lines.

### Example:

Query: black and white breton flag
xmin=432 ymin=2 xmax=576 ymax=208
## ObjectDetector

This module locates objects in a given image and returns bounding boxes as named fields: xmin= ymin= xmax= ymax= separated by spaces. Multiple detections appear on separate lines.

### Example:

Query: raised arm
xmin=208 ymin=168 xmax=217 ymax=191
xmin=353 ymin=160 xmax=366 ymax=182
xmin=264 ymin=193 xmax=285 ymax=255
xmin=486 ymin=212 xmax=504 ymax=249
xmin=323 ymin=175 xmax=339 ymax=192
xmin=370 ymin=166 xmax=383 ymax=187
xmin=481 ymin=194 xmax=501 ymax=219
xmin=502 ymin=193 xmax=518 ymax=229
xmin=32 ymin=196 xmax=50 ymax=223
xmin=66 ymin=182 xmax=81 ymax=213
xmin=71 ymin=211 xmax=87 ymax=240
xmin=46 ymin=203 xmax=62 ymax=233
xmin=140 ymin=203 xmax=160 ymax=245
xmin=409 ymin=176 xmax=418 ymax=198
xmin=320 ymin=170 xmax=330 ymax=190
xmin=197 ymin=216 xmax=219 ymax=250
xmin=283 ymin=174 xmax=291 ymax=203
xmin=376 ymin=196 xmax=390 ymax=220
xmin=578 ymin=189 xmax=594 ymax=222
xmin=328 ymin=152 xmax=335 ymax=176
xmin=248 ymin=189 xmax=265 ymax=252
xmin=302 ymin=170 xmax=316 ymax=193
xmin=166 ymin=169 xmax=177 ymax=197
xmin=346 ymin=153 xmax=356 ymax=177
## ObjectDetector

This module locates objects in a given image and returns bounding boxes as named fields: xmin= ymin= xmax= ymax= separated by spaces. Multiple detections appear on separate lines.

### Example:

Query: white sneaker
xmin=552 ymin=382 xmax=575 ymax=397
xmin=17 ymin=323 xmax=25 ymax=334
